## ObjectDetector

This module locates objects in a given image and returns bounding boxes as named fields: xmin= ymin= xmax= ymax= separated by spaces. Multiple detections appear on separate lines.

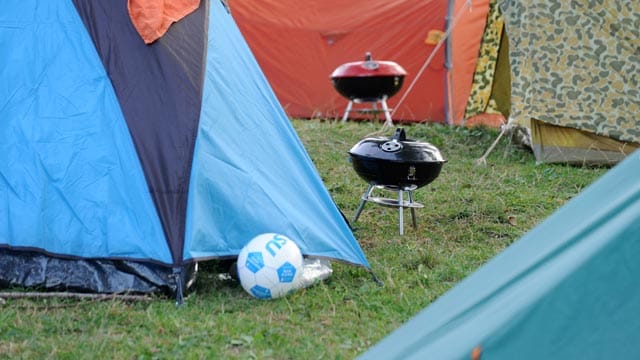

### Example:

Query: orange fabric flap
xmin=128 ymin=0 xmax=200 ymax=44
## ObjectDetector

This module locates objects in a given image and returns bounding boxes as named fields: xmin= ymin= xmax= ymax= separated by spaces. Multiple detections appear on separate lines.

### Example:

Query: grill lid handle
xmin=363 ymin=52 xmax=379 ymax=70
xmin=393 ymin=127 xmax=407 ymax=142
xmin=382 ymin=127 xmax=406 ymax=152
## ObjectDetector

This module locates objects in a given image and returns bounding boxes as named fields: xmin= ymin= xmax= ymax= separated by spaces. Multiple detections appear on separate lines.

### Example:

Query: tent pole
xmin=173 ymin=266 xmax=185 ymax=306
xmin=390 ymin=0 xmax=469 ymax=126
xmin=444 ymin=0 xmax=455 ymax=125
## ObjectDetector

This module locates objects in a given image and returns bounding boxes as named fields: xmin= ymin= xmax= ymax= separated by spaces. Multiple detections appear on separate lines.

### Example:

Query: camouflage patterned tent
xmin=466 ymin=0 xmax=639 ymax=164
xmin=501 ymin=0 xmax=640 ymax=164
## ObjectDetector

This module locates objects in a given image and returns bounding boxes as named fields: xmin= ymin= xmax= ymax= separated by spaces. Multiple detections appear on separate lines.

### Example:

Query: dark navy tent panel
xmin=72 ymin=0 xmax=207 ymax=263
xmin=185 ymin=0 xmax=369 ymax=267
xmin=0 ymin=0 xmax=171 ymax=264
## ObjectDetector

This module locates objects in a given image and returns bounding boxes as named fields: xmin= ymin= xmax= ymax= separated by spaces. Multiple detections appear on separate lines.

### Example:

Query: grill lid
xmin=331 ymin=52 xmax=407 ymax=79
xmin=348 ymin=128 xmax=446 ymax=163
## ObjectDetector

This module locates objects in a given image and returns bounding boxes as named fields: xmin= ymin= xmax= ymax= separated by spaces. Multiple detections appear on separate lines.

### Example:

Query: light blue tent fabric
xmin=184 ymin=0 xmax=368 ymax=265
xmin=359 ymin=150 xmax=640 ymax=359
xmin=0 ymin=0 xmax=170 ymax=263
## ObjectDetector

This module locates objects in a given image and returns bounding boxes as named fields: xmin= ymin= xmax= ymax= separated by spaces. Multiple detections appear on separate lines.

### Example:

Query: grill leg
xmin=380 ymin=96 xmax=393 ymax=127
xmin=398 ymin=188 xmax=404 ymax=235
xmin=353 ymin=184 xmax=374 ymax=223
xmin=342 ymin=100 xmax=354 ymax=123
xmin=408 ymin=190 xmax=417 ymax=229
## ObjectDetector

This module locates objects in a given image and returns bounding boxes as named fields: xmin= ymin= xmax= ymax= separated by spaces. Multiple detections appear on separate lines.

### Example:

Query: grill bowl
xmin=330 ymin=53 xmax=407 ymax=101
xmin=348 ymin=128 xmax=446 ymax=188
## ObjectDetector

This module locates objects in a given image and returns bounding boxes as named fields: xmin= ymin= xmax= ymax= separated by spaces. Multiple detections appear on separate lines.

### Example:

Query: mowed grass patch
xmin=0 ymin=119 xmax=607 ymax=359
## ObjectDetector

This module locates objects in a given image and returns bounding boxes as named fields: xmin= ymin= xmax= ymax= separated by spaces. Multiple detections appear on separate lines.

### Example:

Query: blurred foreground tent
xmin=0 ymin=0 xmax=370 ymax=300
xmin=359 ymin=149 xmax=640 ymax=359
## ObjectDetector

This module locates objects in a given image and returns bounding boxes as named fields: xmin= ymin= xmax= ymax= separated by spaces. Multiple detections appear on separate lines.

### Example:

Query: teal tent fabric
xmin=359 ymin=150 xmax=640 ymax=359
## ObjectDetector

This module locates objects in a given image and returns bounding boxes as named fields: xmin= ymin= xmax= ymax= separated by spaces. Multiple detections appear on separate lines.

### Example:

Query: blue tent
xmin=0 ymin=0 xmax=369 ymax=299
xmin=359 ymin=150 xmax=640 ymax=359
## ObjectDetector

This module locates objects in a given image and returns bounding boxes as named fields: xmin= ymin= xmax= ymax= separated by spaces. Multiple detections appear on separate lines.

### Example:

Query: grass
xmin=0 ymin=119 xmax=607 ymax=359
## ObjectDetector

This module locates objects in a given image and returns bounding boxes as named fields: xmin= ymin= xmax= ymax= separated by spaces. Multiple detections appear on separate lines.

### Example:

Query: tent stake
xmin=476 ymin=121 xmax=512 ymax=166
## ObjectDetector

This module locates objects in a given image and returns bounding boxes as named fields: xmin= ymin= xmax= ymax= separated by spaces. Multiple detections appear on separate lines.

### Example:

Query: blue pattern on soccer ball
xmin=250 ymin=285 xmax=272 ymax=299
xmin=277 ymin=262 xmax=297 ymax=282
xmin=246 ymin=252 xmax=264 ymax=273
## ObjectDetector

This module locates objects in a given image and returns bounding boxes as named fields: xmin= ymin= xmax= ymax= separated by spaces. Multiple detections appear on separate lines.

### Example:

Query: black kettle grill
xmin=348 ymin=127 xmax=446 ymax=234
xmin=331 ymin=52 xmax=407 ymax=126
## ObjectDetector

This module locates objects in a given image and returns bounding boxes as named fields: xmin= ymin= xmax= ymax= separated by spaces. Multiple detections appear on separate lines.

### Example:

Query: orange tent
xmin=228 ymin=0 xmax=490 ymax=124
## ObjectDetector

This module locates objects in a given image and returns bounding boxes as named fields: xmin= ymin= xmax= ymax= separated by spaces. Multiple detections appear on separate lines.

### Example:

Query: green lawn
xmin=0 ymin=119 xmax=607 ymax=359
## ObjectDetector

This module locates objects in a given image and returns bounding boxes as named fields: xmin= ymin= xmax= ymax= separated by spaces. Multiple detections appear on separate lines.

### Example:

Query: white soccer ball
xmin=237 ymin=233 xmax=304 ymax=300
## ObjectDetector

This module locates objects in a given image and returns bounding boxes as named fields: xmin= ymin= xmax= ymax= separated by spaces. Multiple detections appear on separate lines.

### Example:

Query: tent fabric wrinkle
xmin=128 ymin=0 xmax=201 ymax=44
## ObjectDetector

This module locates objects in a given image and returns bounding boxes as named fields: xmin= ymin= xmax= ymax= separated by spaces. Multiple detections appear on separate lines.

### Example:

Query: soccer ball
xmin=237 ymin=233 xmax=304 ymax=300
